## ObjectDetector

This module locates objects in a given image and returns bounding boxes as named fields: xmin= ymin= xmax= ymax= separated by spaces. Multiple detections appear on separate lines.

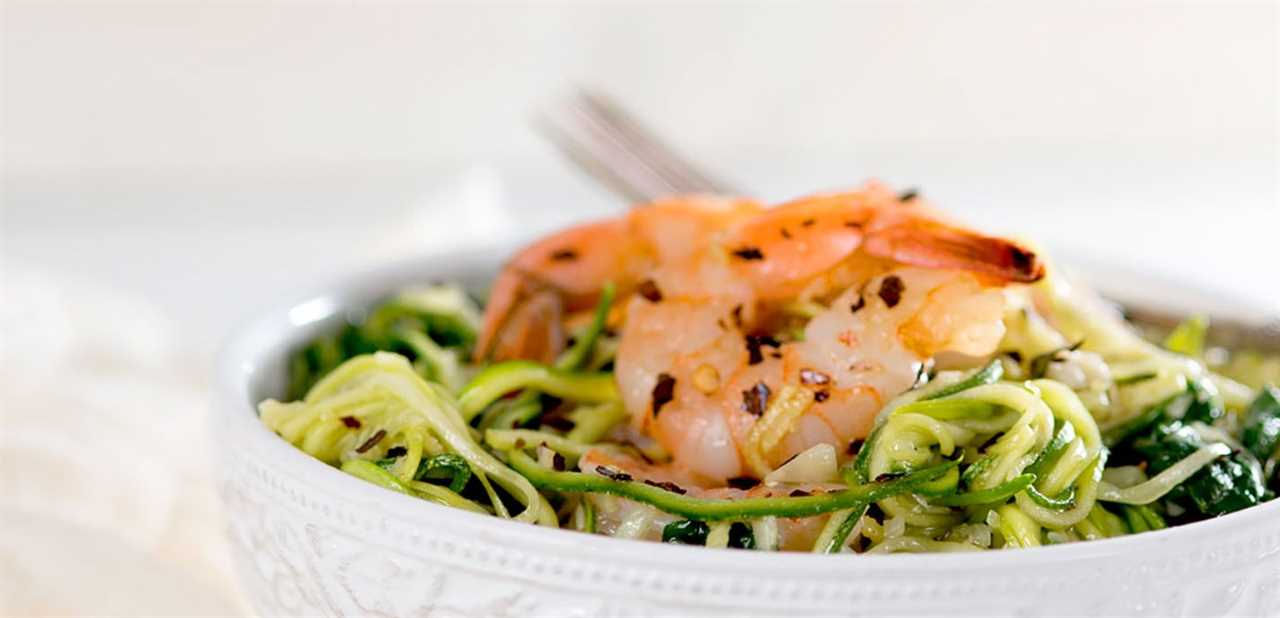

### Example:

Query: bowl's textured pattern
xmin=221 ymin=452 xmax=763 ymax=617
xmin=215 ymin=256 xmax=1280 ymax=618
xmin=219 ymin=425 xmax=1280 ymax=618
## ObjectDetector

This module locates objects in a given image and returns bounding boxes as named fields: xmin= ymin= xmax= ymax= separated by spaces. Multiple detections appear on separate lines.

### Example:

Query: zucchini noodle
xmin=262 ymin=263 xmax=1277 ymax=553
xmin=510 ymin=448 xmax=957 ymax=521
xmin=864 ymin=368 xmax=1110 ymax=541
xmin=1097 ymin=443 xmax=1231 ymax=505
xmin=744 ymin=386 xmax=815 ymax=477
xmin=1036 ymin=271 xmax=1252 ymax=415
xmin=865 ymin=536 xmax=983 ymax=554
xmin=992 ymin=503 xmax=1042 ymax=548
xmin=752 ymin=517 xmax=780 ymax=551
xmin=705 ymin=522 xmax=732 ymax=549
xmin=261 ymin=352 xmax=557 ymax=525
xmin=483 ymin=428 xmax=606 ymax=464
xmin=457 ymin=361 xmax=618 ymax=421
xmin=573 ymin=495 xmax=597 ymax=533
xmin=811 ymin=506 xmax=866 ymax=553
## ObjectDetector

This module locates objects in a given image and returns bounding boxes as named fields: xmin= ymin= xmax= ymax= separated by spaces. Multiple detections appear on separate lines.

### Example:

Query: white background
xmin=1 ymin=2 xmax=1277 ymax=615
xmin=4 ymin=1 xmax=1278 ymax=333
xmin=5 ymin=2 xmax=1278 ymax=175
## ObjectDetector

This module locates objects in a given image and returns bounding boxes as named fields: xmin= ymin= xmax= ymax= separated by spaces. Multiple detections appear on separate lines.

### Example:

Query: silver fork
xmin=535 ymin=90 xmax=731 ymax=202
xmin=535 ymin=90 xmax=1280 ymax=353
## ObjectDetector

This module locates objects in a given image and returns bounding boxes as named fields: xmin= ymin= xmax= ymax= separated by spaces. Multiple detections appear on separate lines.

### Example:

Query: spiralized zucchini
xmin=261 ymin=352 xmax=557 ymax=525
xmin=261 ymin=275 xmax=1278 ymax=554
xmin=858 ymin=369 xmax=1094 ymax=547
xmin=1097 ymin=444 xmax=1230 ymax=505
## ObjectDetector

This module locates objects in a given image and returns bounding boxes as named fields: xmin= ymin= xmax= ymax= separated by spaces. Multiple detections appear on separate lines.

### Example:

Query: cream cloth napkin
xmin=0 ymin=167 xmax=522 ymax=616
xmin=0 ymin=266 xmax=246 ymax=616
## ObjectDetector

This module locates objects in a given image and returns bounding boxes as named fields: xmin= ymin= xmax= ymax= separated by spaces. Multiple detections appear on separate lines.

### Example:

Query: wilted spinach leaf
xmin=413 ymin=453 xmax=473 ymax=493
xmin=662 ymin=519 xmax=710 ymax=545
xmin=728 ymin=522 xmax=756 ymax=549
xmin=1132 ymin=421 xmax=1264 ymax=517
xmin=1105 ymin=380 xmax=1222 ymax=448
xmin=1242 ymin=386 xmax=1280 ymax=462
xmin=1182 ymin=379 xmax=1224 ymax=425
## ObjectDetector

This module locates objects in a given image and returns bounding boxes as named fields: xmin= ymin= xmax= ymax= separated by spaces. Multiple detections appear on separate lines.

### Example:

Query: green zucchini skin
xmin=850 ymin=360 xmax=1005 ymax=483
xmin=931 ymin=474 xmax=1035 ymax=507
xmin=510 ymin=450 xmax=957 ymax=521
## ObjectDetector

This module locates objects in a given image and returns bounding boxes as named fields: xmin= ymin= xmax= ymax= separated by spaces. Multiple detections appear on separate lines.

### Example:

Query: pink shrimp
xmin=474 ymin=196 xmax=763 ymax=362
xmin=477 ymin=181 xmax=1043 ymax=482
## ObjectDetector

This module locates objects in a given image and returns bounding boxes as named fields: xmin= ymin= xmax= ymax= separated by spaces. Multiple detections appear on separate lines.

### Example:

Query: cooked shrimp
xmin=478 ymin=181 xmax=1043 ymax=481
xmin=475 ymin=196 xmax=762 ymax=362
xmin=771 ymin=267 xmax=1009 ymax=463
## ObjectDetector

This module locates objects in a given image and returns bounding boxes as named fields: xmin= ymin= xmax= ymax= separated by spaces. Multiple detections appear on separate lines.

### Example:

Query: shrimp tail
xmin=475 ymin=268 xmax=521 ymax=361
xmin=476 ymin=218 xmax=633 ymax=362
xmin=864 ymin=217 xmax=1045 ymax=283
xmin=474 ymin=270 xmax=566 ymax=363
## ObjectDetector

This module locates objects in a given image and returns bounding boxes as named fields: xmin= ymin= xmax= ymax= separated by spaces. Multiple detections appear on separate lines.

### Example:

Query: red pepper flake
xmin=514 ymin=438 xmax=526 ymax=449
xmin=726 ymin=476 xmax=757 ymax=490
xmin=844 ymin=221 xmax=863 ymax=229
xmin=838 ymin=330 xmax=857 ymax=347
xmin=340 ymin=416 xmax=361 ymax=429
xmin=652 ymin=373 xmax=677 ymax=416
xmin=898 ymin=188 xmax=919 ymax=202
xmin=799 ymin=368 xmax=831 ymax=385
xmin=877 ymin=275 xmax=904 ymax=308
xmin=731 ymin=305 xmax=744 ymax=329
xmin=732 ymin=247 xmax=765 ymax=260
xmin=637 ymin=279 xmax=663 ymax=302
xmin=595 ymin=466 xmax=633 ymax=482
xmin=745 ymin=335 xmax=781 ymax=365
xmin=643 ymin=479 xmax=688 ymax=495
xmin=385 ymin=446 xmax=407 ymax=458
xmin=789 ymin=489 xmax=812 ymax=497
xmin=550 ymin=248 xmax=578 ymax=261
xmin=540 ymin=414 xmax=576 ymax=432
xmin=801 ymin=218 xmax=816 ymax=227
xmin=849 ymin=295 xmax=865 ymax=314
xmin=741 ymin=381 xmax=771 ymax=416
xmin=814 ymin=390 xmax=830 ymax=403
xmin=552 ymin=452 xmax=566 ymax=471
xmin=780 ymin=227 xmax=792 ymax=239
xmin=846 ymin=439 xmax=864 ymax=455
xmin=355 ymin=429 xmax=386 ymax=454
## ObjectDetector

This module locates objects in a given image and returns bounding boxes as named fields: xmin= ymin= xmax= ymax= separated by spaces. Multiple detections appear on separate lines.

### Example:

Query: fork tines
xmin=535 ymin=90 xmax=734 ymax=204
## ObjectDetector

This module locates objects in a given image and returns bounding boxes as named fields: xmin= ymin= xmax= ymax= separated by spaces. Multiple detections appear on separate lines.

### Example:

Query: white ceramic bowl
xmin=215 ymin=250 xmax=1280 ymax=618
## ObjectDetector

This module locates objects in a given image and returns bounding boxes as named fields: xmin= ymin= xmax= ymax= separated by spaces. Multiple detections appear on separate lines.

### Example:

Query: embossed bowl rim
xmin=215 ymin=247 xmax=1280 ymax=583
